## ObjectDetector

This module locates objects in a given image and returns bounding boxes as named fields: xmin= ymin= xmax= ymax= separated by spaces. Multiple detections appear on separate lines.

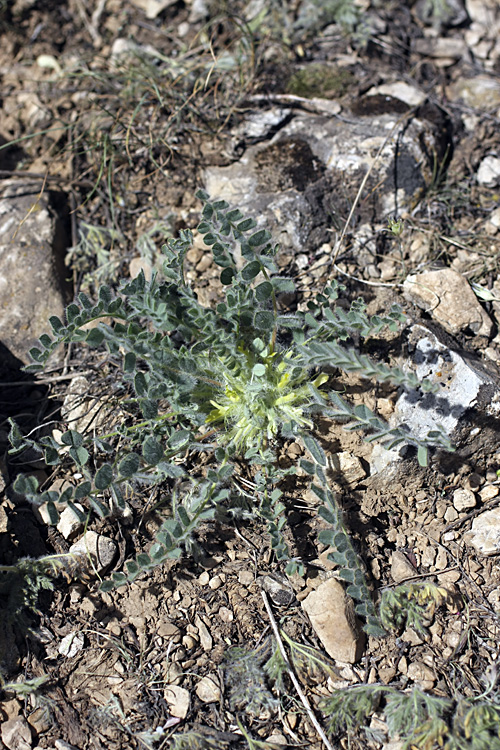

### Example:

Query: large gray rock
xmin=204 ymin=102 xmax=451 ymax=258
xmin=370 ymin=324 xmax=500 ymax=475
xmin=0 ymin=180 xmax=70 ymax=362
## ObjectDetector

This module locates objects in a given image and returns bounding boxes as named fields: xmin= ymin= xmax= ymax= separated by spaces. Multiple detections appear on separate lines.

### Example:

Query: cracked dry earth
xmin=2 ymin=1 xmax=500 ymax=749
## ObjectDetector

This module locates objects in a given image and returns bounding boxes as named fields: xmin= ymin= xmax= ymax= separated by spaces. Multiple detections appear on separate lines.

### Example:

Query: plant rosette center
xmin=205 ymin=352 xmax=328 ymax=452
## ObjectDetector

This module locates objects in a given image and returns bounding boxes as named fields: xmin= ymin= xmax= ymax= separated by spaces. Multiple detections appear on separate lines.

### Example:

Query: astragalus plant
xmin=10 ymin=191 xmax=451 ymax=631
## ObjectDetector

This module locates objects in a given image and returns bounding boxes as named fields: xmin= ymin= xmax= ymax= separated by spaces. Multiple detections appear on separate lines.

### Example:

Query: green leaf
xmin=118 ymin=453 xmax=141 ymax=478
xmin=79 ymin=292 xmax=93 ymax=309
xmin=241 ymin=260 xmax=261 ymax=281
xmin=139 ymin=398 xmax=158 ymax=419
xmin=142 ymin=436 xmax=164 ymax=465
xmin=85 ymin=326 xmax=105 ymax=347
xmin=49 ymin=315 xmax=64 ymax=333
xmin=255 ymin=281 xmax=273 ymax=301
xmin=302 ymin=435 xmax=326 ymax=466
xmin=95 ymin=463 xmax=114 ymax=490
xmin=39 ymin=334 xmax=52 ymax=348
xmin=99 ymin=285 xmax=112 ymax=304
xmin=60 ymin=430 xmax=84 ymax=448
xmin=135 ymin=372 xmax=148 ymax=397
xmin=254 ymin=310 xmax=275 ymax=330
xmin=272 ymin=277 xmax=296 ymax=293
xmin=13 ymin=474 xmax=39 ymax=497
xmin=66 ymin=303 xmax=81 ymax=323
xmin=226 ymin=208 xmax=243 ymax=222
xmin=248 ymin=229 xmax=271 ymax=247
xmin=169 ymin=430 xmax=190 ymax=448
xmin=299 ymin=459 xmax=316 ymax=475
xmin=123 ymin=352 xmax=136 ymax=372
xmin=220 ymin=267 xmax=235 ymax=285
xmin=137 ymin=553 xmax=152 ymax=568
xmin=60 ymin=486 xmax=73 ymax=504
xmin=236 ymin=218 xmax=257 ymax=232
xmin=417 ymin=445 xmax=428 ymax=467
xmin=252 ymin=363 xmax=266 ymax=377
xmin=42 ymin=443 xmax=62 ymax=466
xmin=67 ymin=501 xmax=87 ymax=522
xmin=74 ymin=481 xmax=92 ymax=500
xmin=29 ymin=347 xmax=43 ymax=362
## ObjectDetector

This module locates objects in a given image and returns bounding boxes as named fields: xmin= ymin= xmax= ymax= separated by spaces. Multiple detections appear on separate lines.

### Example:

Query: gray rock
xmin=477 ymin=156 xmax=500 ymax=187
xmin=69 ymin=531 xmax=116 ymax=575
xmin=465 ymin=508 xmax=500 ymax=555
xmin=370 ymin=324 xmax=500 ymax=474
xmin=164 ymin=685 xmax=190 ymax=719
xmin=301 ymin=578 xmax=365 ymax=663
xmin=365 ymin=82 xmax=426 ymax=106
xmin=58 ymin=631 xmax=85 ymax=658
xmin=1 ymin=716 xmax=32 ymax=750
xmin=447 ymin=75 xmax=500 ymax=110
xmin=403 ymin=268 xmax=493 ymax=337
xmin=203 ymin=105 xmax=450 ymax=258
xmin=452 ymin=488 xmax=476 ymax=512
xmin=413 ymin=0 xmax=468 ymax=28
xmin=56 ymin=504 xmax=85 ymax=540
xmin=329 ymin=451 xmax=366 ymax=486
xmin=195 ymin=675 xmax=221 ymax=703
xmin=232 ymin=107 xmax=292 ymax=144
xmin=0 ymin=180 xmax=69 ymax=362
xmin=390 ymin=550 xmax=418 ymax=583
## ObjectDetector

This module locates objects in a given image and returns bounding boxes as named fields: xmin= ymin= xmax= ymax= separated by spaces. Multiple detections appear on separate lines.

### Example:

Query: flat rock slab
xmin=0 ymin=179 xmax=69 ymax=362
xmin=301 ymin=577 xmax=365 ymax=663
xmin=204 ymin=103 xmax=451 ymax=257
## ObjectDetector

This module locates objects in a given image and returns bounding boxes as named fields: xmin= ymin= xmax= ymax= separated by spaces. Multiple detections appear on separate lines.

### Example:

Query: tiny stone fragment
xmin=58 ymin=631 xmax=85 ymax=658
xmin=403 ymin=269 xmax=492 ymax=336
xmin=444 ymin=507 xmax=459 ymax=523
xmin=218 ymin=606 xmax=233 ymax=623
xmin=265 ymin=733 xmax=287 ymax=746
xmin=479 ymin=485 xmax=499 ymax=502
xmin=195 ymin=676 xmax=221 ymax=703
xmin=194 ymin=615 xmax=213 ymax=651
xmin=57 ymin=503 xmax=85 ymax=540
xmin=477 ymin=156 xmax=500 ymax=187
xmin=260 ymin=574 xmax=295 ymax=607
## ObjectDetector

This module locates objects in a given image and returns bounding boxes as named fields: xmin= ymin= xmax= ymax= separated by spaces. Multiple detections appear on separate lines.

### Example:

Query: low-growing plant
xmin=321 ymin=683 xmax=500 ymax=750
xmin=379 ymin=580 xmax=451 ymax=637
xmin=4 ymin=192 xmax=459 ymax=749
xmin=9 ymin=192 xmax=451 ymax=609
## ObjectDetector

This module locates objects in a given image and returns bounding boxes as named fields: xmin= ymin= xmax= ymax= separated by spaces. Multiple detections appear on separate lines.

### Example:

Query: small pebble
xmin=407 ymin=661 xmax=435 ymax=689
xmin=196 ymin=676 xmax=221 ymax=703
xmin=479 ymin=485 xmax=499 ymax=501
xmin=453 ymin=488 xmax=476 ymax=512
xmin=444 ymin=506 xmax=458 ymax=523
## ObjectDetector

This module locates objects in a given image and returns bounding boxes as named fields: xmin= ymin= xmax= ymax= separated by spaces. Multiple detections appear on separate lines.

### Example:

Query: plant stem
xmin=261 ymin=590 xmax=336 ymax=750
